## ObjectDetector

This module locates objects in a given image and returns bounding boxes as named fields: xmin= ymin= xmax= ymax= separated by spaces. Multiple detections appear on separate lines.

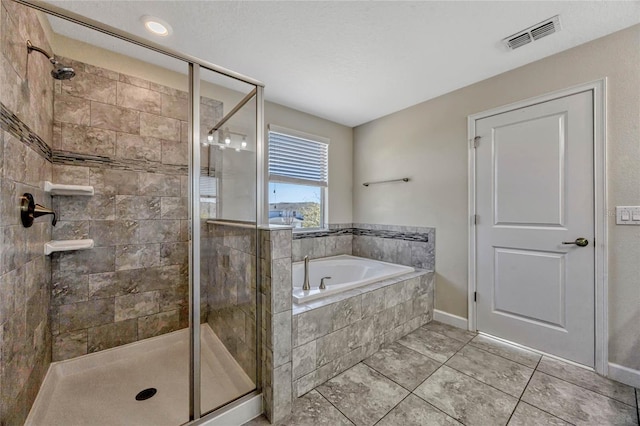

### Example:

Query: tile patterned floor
xmin=246 ymin=321 xmax=640 ymax=426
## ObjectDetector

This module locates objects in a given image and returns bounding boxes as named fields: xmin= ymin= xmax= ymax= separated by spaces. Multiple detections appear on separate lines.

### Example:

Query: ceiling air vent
xmin=503 ymin=15 xmax=561 ymax=50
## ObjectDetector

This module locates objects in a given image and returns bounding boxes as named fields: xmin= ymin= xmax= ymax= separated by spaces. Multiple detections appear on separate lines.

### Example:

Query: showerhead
xmin=26 ymin=40 xmax=75 ymax=80
xmin=51 ymin=65 xmax=76 ymax=80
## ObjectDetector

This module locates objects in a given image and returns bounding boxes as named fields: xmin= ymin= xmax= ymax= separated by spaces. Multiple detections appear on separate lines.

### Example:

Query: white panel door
xmin=475 ymin=91 xmax=595 ymax=366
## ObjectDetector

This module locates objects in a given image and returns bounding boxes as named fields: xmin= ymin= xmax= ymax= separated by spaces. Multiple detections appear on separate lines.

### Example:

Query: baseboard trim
xmin=608 ymin=362 xmax=640 ymax=388
xmin=434 ymin=309 xmax=469 ymax=330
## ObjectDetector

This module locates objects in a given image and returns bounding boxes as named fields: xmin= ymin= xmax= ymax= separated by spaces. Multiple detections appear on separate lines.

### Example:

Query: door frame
xmin=467 ymin=79 xmax=608 ymax=375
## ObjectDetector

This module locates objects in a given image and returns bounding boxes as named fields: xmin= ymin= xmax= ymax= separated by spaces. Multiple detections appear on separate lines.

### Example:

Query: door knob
xmin=562 ymin=238 xmax=589 ymax=247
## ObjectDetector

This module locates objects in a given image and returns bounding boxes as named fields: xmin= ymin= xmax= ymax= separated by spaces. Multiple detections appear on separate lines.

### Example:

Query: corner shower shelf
xmin=44 ymin=181 xmax=94 ymax=196
xmin=44 ymin=239 xmax=94 ymax=255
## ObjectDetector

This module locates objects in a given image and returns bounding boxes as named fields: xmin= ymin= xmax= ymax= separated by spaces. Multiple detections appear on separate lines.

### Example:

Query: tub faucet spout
xmin=303 ymin=256 xmax=311 ymax=291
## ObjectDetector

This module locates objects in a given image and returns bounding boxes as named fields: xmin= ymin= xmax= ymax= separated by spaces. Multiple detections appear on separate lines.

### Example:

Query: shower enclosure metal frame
xmin=15 ymin=1 xmax=265 ymax=423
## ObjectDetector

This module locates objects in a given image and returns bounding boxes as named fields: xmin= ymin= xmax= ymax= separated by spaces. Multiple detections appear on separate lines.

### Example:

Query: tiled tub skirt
xmin=291 ymin=269 xmax=434 ymax=397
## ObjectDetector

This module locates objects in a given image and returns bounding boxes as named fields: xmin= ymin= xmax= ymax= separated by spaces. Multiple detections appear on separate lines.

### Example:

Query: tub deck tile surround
xmin=291 ymin=223 xmax=435 ymax=271
xmin=259 ymin=227 xmax=294 ymax=423
xmin=291 ymin=269 xmax=434 ymax=398
xmin=246 ymin=324 xmax=638 ymax=426
xmin=292 ymin=270 xmax=429 ymax=315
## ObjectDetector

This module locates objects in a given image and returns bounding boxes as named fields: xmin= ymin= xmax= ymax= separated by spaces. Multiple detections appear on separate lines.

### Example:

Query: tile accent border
xmin=52 ymin=150 xmax=189 ymax=175
xmin=293 ymin=228 xmax=353 ymax=239
xmin=0 ymin=103 xmax=194 ymax=176
xmin=292 ymin=223 xmax=435 ymax=270
xmin=293 ymin=225 xmax=430 ymax=243
xmin=0 ymin=101 xmax=52 ymax=161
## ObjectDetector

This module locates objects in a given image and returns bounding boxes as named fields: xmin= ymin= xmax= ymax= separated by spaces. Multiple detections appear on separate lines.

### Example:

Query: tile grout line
xmin=446 ymin=336 xmax=522 ymax=399
xmin=360 ymin=334 xmax=465 ymax=424
xmin=406 ymin=333 xmax=481 ymax=425
xmin=511 ymin=401 xmax=577 ymax=426
xmin=441 ymin=362 xmax=520 ymax=401
xmin=445 ymin=343 xmax=574 ymax=425
xmin=394 ymin=328 xmax=470 ymax=365
xmin=371 ymin=392 xmax=413 ymax=426
xmin=636 ymin=388 xmax=639 ymax=425
xmin=505 ymin=355 xmax=543 ymax=425
xmin=363 ymin=352 xmax=443 ymax=394
xmin=398 ymin=324 xmax=630 ymax=425
xmin=518 ymin=359 xmax=581 ymax=425
xmin=532 ymin=365 xmax=637 ymax=408
xmin=410 ymin=392 xmax=468 ymax=426
xmin=457 ymin=338 xmax=577 ymax=426
xmin=354 ymin=362 xmax=414 ymax=425
xmin=382 ymin=338 xmax=443 ymax=362
xmin=472 ymin=335 xmax=636 ymax=408
xmin=467 ymin=339 xmax=540 ymax=369
xmin=420 ymin=323 xmax=476 ymax=345
xmin=314 ymin=376 xmax=361 ymax=425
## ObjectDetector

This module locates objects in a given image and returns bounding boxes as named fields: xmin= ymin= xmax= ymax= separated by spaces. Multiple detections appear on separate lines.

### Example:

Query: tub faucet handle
xmin=319 ymin=276 xmax=331 ymax=290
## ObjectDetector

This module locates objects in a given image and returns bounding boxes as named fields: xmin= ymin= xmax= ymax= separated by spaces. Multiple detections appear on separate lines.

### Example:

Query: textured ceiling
xmin=45 ymin=1 xmax=640 ymax=127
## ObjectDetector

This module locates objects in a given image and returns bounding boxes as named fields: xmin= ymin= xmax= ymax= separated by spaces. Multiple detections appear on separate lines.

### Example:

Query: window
xmin=200 ymin=175 xmax=217 ymax=218
xmin=268 ymin=125 xmax=328 ymax=229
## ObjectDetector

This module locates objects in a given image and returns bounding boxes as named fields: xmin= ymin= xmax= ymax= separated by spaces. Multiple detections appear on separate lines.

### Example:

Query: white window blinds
xmin=200 ymin=175 xmax=217 ymax=197
xmin=268 ymin=125 xmax=329 ymax=187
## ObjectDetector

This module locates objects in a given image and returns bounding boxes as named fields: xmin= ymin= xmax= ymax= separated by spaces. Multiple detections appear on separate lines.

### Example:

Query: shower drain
xmin=135 ymin=388 xmax=157 ymax=401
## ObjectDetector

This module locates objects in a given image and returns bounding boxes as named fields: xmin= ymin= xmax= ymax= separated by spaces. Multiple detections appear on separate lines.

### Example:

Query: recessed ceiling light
xmin=140 ymin=15 xmax=172 ymax=36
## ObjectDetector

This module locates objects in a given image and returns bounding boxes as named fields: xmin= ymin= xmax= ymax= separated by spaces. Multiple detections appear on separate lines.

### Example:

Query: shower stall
xmin=0 ymin=1 xmax=264 ymax=424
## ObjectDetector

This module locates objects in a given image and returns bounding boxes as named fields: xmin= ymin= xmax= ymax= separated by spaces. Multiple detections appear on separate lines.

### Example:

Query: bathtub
xmin=292 ymin=255 xmax=415 ymax=303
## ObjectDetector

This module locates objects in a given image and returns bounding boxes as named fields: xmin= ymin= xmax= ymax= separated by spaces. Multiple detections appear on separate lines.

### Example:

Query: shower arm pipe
xmin=207 ymin=88 xmax=258 ymax=136
xmin=15 ymin=0 xmax=264 ymax=88
xmin=26 ymin=40 xmax=57 ymax=64
xmin=362 ymin=177 xmax=410 ymax=187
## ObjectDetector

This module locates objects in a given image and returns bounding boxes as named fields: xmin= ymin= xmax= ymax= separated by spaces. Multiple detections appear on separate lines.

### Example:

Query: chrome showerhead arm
xmin=26 ymin=40 xmax=57 ymax=65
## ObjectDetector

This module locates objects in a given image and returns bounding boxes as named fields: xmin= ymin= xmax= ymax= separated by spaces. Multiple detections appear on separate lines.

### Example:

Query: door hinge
xmin=474 ymin=292 xmax=477 ymax=302
xmin=473 ymin=214 xmax=479 ymax=225
xmin=471 ymin=136 xmax=481 ymax=149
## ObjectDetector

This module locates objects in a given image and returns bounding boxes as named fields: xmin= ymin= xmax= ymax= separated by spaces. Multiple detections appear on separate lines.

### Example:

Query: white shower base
xmin=26 ymin=324 xmax=255 ymax=426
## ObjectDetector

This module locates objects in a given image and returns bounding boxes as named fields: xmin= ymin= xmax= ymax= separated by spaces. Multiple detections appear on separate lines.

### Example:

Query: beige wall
xmin=52 ymin=34 xmax=353 ymax=224
xmin=353 ymin=25 xmax=640 ymax=370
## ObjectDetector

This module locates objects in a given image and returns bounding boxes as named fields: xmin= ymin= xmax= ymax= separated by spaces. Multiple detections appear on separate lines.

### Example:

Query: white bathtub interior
xmin=292 ymin=255 xmax=415 ymax=303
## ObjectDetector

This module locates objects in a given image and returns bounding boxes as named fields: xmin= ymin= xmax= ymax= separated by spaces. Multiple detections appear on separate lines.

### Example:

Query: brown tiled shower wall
xmin=48 ymin=58 xmax=224 ymax=360
xmin=204 ymin=223 xmax=259 ymax=381
xmin=0 ymin=1 xmax=54 ymax=423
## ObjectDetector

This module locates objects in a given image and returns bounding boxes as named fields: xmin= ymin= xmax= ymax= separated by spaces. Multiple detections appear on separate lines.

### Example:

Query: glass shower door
xmin=189 ymin=64 xmax=261 ymax=418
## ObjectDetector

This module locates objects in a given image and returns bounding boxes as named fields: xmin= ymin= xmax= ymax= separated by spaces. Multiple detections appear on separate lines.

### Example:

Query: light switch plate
xmin=616 ymin=206 xmax=640 ymax=225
